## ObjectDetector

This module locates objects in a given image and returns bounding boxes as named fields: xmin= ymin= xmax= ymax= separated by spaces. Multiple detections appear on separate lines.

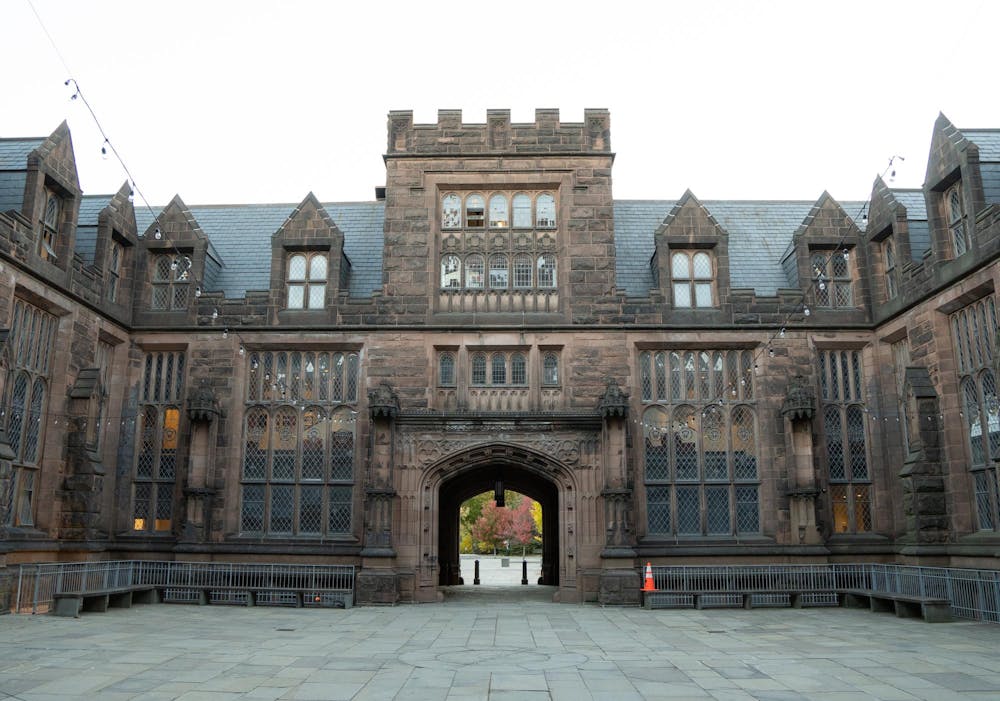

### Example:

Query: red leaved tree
xmin=470 ymin=499 xmax=512 ymax=554
xmin=508 ymin=497 xmax=537 ymax=555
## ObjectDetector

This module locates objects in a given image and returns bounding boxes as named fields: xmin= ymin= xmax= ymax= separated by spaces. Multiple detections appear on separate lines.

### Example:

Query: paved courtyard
xmin=2 ymin=581 xmax=1000 ymax=701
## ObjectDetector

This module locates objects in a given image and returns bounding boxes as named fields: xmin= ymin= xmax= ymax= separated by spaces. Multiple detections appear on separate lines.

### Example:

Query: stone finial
xmin=368 ymin=381 xmax=399 ymax=419
xmin=781 ymin=375 xmax=816 ymax=420
xmin=186 ymin=384 xmax=221 ymax=423
xmin=597 ymin=378 xmax=629 ymax=418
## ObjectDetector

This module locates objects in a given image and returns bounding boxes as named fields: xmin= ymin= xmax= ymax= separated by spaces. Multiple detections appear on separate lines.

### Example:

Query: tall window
xmin=95 ymin=340 xmax=114 ymax=451
xmin=640 ymin=349 xmax=759 ymax=537
xmin=441 ymin=254 xmax=462 ymax=289
xmin=670 ymin=251 xmax=714 ymax=308
xmin=891 ymin=339 xmax=911 ymax=455
xmin=439 ymin=353 xmax=456 ymax=387
xmin=240 ymin=350 xmax=358 ymax=537
xmin=538 ymin=255 xmax=556 ymax=288
xmin=3 ymin=299 xmax=57 ymax=527
xmin=883 ymin=237 xmax=897 ymax=300
xmin=947 ymin=184 xmax=969 ymax=257
xmin=543 ymin=352 xmax=560 ymax=386
xmin=813 ymin=250 xmax=853 ymax=308
xmin=151 ymin=254 xmax=190 ymax=310
xmin=818 ymin=349 xmax=871 ymax=533
xmin=951 ymin=296 xmax=1000 ymax=531
xmin=133 ymin=351 xmax=185 ymax=532
xmin=287 ymin=252 xmax=327 ymax=309
xmin=106 ymin=240 xmax=124 ymax=303
xmin=469 ymin=351 xmax=531 ymax=387
xmin=39 ymin=188 xmax=61 ymax=261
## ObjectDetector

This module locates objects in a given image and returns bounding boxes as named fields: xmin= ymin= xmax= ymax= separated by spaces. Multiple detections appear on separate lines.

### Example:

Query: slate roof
xmin=74 ymin=194 xmax=114 ymax=263
xmin=890 ymin=189 xmax=928 ymax=220
xmin=137 ymin=201 xmax=385 ymax=299
xmin=965 ymin=130 xmax=1000 ymax=161
xmin=614 ymin=200 xmax=865 ymax=297
xmin=0 ymin=138 xmax=43 ymax=169
xmin=0 ymin=171 xmax=26 ymax=215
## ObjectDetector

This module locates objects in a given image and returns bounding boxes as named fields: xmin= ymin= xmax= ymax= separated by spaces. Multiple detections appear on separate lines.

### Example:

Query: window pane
xmin=854 ymin=485 xmax=872 ymax=532
xmin=302 ymin=408 xmax=325 ymax=480
xmin=647 ymin=486 xmax=671 ymax=534
xmin=155 ymin=256 xmax=172 ymax=282
xmin=511 ymin=353 xmax=526 ymax=385
xmin=676 ymin=486 xmax=700 ymax=534
xmin=440 ymin=354 xmax=455 ymax=386
xmin=830 ymin=485 xmax=849 ymax=533
xmin=466 ymin=194 xmax=485 ymax=228
xmin=241 ymin=485 xmax=265 ymax=533
xmin=695 ymin=283 xmax=713 ymax=307
xmin=513 ymin=254 xmax=532 ymax=288
xmin=472 ymin=354 xmax=486 ymax=385
xmin=308 ymin=284 xmax=325 ymax=309
xmin=134 ymin=482 xmax=151 ymax=530
xmin=309 ymin=254 xmax=328 ymax=280
xmin=644 ymin=408 xmax=670 ymax=481
xmin=328 ymin=485 xmax=352 ymax=533
xmin=467 ymin=255 xmax=485 ymax=288
xmin=538 ymin=255 xmax=556 ymax=287
xmin=489 ymin=194 xmax=508 ymax=228
xmin=330 ymin=429 xmax=354 ymax=481
xmin=288 ymin=255 xmax=307 ymax=280
xmin=671 ymin=252 xmax=689 ymax=278
xmin=441 ymin=255 xmax=462 ymax=288
xmin=640 ymin=352 xmax=652 ymax=400
xmin=489 ymin=255 xmax=508 ymax=288
xmin=442 ymin=194 xmax=461 ymax=229
xmin=287 ymin=284 xmax=304 ymax=309
xmin=543 ymin=354 xmax=559 ymax=385
xmin=673 ymin=407 xmax=698 ymax=480
xmin=673 ymin=283 xmax=691 ymax=308
xmin=706 ymin=486 xmax=730 ymax=534
xmin=732 ymin=406 xmax=758 ymax=480
xmin=693 ymin=252 xmax=712 ymax=279
xmin=847 ymin=405 xmax=868 ymax=480
xmin=491 ymin=354 xmax=506 ymax=385
xmin=269 ymin=485 xmax=294 ymax=533
xmin=735 ymin=486 xmax=759 ymax=533
xmin=512 ymin=194 xmax=531 ymax=228
xmin=243 ymin=410 xmax=268 ymax=480
xmin=825 ymin=405 xmax=845 ymax=480
xmin=536 ymin=194 xmax=556 ymax=227
xmin=702 ymin=406 xmax=726 ymax=480
xmin=299 ymin=486 xmax=322 ymax=534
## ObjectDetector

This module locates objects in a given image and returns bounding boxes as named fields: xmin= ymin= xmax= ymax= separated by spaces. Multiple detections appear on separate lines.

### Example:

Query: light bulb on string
xmin=842 ymin=248 xmax=850 ymax=262
xmin=803 ymin=306 xmax=811 ymax=317
xmin=239 ymin=344 xmax=245 ymax=356
xmin=101 ymin=141 xmax=109 ymax=159
xmin=212 ymin=308 xmax=219 ymax=320
xmin=768 ymin=346 xmax=775 ymax=358
xmin=127 ymin=187 xmax=134 ymax=204
xmin=153 ymin=228 xmax=162 ymax=240
xmin=170 ymin=259 xmax=178 ymax=271
xmin=194 ymin=286 xmax=202 ymax=298
xmin=222 ymin=328 xmax=229 ymax=339
xmin=819 ymin=281 xmax=826 ymax=291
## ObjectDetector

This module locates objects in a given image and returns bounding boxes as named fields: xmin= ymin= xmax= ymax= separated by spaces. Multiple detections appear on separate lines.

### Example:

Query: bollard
xmin=521 ymin=559 xmax=528 ymax=585
xmin=474 ymin=559 xmax=480 ymax=585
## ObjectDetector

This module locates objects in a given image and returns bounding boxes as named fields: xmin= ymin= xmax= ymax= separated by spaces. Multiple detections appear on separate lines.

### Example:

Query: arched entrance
xmin=438 ymin=463 xmax=559 ymax=587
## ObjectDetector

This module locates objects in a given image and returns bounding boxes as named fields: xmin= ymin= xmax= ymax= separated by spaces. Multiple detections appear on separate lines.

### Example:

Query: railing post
xmin=33 ymin=567 xmax=43 ymax=615
xmin=473 ymin=560 xmax=480 ymax=585
xmin=15 ymin=565 xmax=24 ymax=614
xmin=521 ymin=559 xmax=528 ymax=586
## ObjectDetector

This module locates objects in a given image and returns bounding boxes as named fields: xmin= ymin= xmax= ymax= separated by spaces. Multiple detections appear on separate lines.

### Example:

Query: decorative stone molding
xmin=597 ymin=378 xmax=629 ymax=418
xmin=781 ymin=375 xmax=816 ymax=421
xmin=186 ymin=384 xmax=221 ymax=423
xmin=368 ymin=381 xmax=399 ymax=419
xmin=400 ymin=431 xmax=596 ymax=469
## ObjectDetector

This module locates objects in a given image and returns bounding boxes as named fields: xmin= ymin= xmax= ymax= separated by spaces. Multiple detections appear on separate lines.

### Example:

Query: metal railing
xmin=646 ymin=563 xmax=1000 ymax=623
xmin=11 ymin=560 xmax=355 ymax=614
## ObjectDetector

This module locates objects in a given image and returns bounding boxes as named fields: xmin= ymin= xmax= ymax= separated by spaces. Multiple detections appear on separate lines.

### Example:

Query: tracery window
xmin=287 ymin=252 xmax=327 ymax=309
xmin=133 ymin=350 xmax=185 ymax=532
xmin=951 ymin=297 xmax=1000 ymax=531
xmin=641 ymin=349 xmax=759 ymax=537
xmin=439 ymin=353 xmax=456 ymax=387
xmin=670 ymin=251 xmax=714 ymax=308
xmin=813 ymin=250 xmax=853 ymax=308
xmin=543 ymin=352 xmax=560 ymax=386
xmin=947 ymin=183 xmax=969 ymax=257
xmin=818 ymin=349 xmax=871 ymax=533
xmin=3 ymin=299 xmax=57 ymax=527
xmin=883 ymin=237 xmax=897 ymax=300
xmin=150 ymin=254 xmax=190 ymax=310
xmin=469 ymin=351 xmax=530 ymax=387
xmin=240 ymin=350 xmax=358 ymax=537
xmin=39 ymin=188 xmax=61 ymax=261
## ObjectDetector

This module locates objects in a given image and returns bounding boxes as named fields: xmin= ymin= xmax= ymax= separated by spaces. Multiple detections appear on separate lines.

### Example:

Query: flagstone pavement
xmin=2 ymin=582 xmax=999 ymax=700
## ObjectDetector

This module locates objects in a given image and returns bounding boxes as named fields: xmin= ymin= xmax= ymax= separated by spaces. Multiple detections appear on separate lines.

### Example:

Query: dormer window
xmin=40 ymin=189 xmax=61 ymax=261
xmin=671 ymin=251 xmax=714 ymax=308
xmin=883 ymin=237 xmax=897 ymax=300
xmin=947 ymin=184 xmax=969 ymax=256
xmin=151 ymin=254 xmax=190 ymax=310
xmin=287 ymin=252 xmax=327 ymax=309
xmin=107 ymin=239 xmax=124 ymax=303
xmin=813 ymin=250 xmax=852 ymax=308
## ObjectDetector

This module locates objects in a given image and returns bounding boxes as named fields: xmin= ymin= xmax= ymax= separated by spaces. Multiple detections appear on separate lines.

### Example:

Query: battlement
xmin=386 ymin=108 xmax=611 ymax=156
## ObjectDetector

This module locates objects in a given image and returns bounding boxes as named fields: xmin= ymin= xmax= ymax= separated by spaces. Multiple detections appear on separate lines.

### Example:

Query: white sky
xmin=2 ymin=0 xmax=998 ymax=208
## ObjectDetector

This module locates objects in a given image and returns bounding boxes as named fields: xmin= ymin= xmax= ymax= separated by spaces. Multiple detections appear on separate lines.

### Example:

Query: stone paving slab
xmin=1 ymin=593 xmax=999 ymax=700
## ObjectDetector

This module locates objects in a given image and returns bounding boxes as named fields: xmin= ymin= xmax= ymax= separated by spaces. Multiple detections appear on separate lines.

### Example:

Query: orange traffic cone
xmin=642 ymin=562 xmax=655 ymax=592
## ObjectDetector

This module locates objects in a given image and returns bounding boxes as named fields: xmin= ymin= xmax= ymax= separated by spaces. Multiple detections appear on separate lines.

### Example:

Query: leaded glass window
xmin=670 ymin=251 xmax=714 ymax=308
xmin=813 ymin=249 xmax=853 ymax=308
xmin=466 ymin=254 xmax=485 ymax=289
xmin=132 ymin=350 xmax=186 ymax=533
xmin=287 ymin=252 xmax=327 ymax=309
xmin=951 ymin=296 xmax=1000 ymax=531
xmin=439 ymin=353 xmax=456 ymax=387
xmin=150 ymin=253 xmax=191 ymax=310
xmin=641 ymin=349 xmax=760 ymax=537
xmin=883 ymin=237 xmax=897 ymax=300
xmin=818 ymin=349 xmax=871 ymax=533
xmin=512 ymin=194 xmax=531 ymax=228
xmin=3 ymin=299 xmax=57 ymax=527
xmin=471 ymin=353 xmax=487 ymax=386
xmin=240 ymin=348 xmax=356 ymax=538
xmin=106 ymin=239 xmax=124 ymax=303
xmin=489 ymin=254 xmax=509 ymax=289
xmin=538 ymin=254 xmax=556 ymax=288
xmin=543 ymin=353 xmax=559 ymax=386
xmin=947 ymin=184 xmax=969 ymax=257
xmin=39 ymin=189 xmax=60 ymax=261
xmin=442 ymin=193 xmax=461 ymax=229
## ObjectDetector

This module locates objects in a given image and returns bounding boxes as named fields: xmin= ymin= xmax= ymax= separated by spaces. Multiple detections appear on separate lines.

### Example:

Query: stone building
xmin=0 ymin=110 xmax=998 ymax=607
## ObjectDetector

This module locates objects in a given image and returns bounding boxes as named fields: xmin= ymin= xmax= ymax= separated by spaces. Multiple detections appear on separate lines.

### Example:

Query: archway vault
xmin=423 ymin=442 xmax=577 ymax=590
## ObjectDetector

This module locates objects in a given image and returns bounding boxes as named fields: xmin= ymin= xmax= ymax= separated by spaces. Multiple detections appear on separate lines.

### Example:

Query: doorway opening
xmin=438 ymin=463 xmax=559 ymax=588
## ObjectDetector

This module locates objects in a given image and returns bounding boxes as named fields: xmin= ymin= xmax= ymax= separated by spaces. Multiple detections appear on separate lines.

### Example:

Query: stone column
xmin=182 ymin=384 xmax=220 ymax=543
xmin=596 ymin=379 xmax=640 ymax=605
xmin=357 ymin=382 xmax=399 ymax=604
xmin=899 ymin=368 xmax=949 ymax=545
xmin=57 ymin=369 xmax=106 ymax=540
xmin=782 ymin=375 xmax=822 ymax=545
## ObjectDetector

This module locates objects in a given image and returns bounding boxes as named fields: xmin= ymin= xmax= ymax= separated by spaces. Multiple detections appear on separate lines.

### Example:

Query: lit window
xmin=465 ymin=194 xmax=485 ymax=228
xmin=488 ymin=194 xmax=508 ymax=228
xmin=512 ymin=193 xmax=531 ymax=228
xmin=536 ymin=193 xmax=556 ymax=228
xmin=151 ymin=254 xmax=190 ymax=310
xmin=39 ymin=189 xmax=61 ymax=261
xmin=287 ymin=252 xmax=327 ymax=309
xmin=947 ymin=184 xmax=969 ymax=257
xmin=442 ymin=194 xmax=461 ymax=229
xmin=441 ymin=254 xmax=462 ymax=289
xmin=671 ymin=251 xmax=714 ymax=308
xmin=813 ymin=250 xmax=853 ymax=308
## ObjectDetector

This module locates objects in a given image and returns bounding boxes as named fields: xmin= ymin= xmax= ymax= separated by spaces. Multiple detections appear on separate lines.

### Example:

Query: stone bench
xmin=840 ymin=589 xmax=952 ymax=622
xmin=644 ymin=589 xmax=834 ymax=610
xmin=52 ymin=586 xmax=161 ymax=617
xmin=166 ymin=587 xmax=353 ymax=608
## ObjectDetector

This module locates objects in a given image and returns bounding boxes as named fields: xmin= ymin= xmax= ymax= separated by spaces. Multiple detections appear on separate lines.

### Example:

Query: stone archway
xmin=437 ymin=462 xmax=559 ymax=587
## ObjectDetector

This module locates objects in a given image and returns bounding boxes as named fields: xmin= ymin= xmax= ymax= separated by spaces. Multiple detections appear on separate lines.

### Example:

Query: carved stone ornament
xmin=186 ymin=384 xmax=221 ymax=423
xmin=597 ymin=378 xmax=629 ymax=418
xmin=369 ymin=381 xmax=399 ymax=419
xmin=781 ymin=375 xmax=816 ymax=421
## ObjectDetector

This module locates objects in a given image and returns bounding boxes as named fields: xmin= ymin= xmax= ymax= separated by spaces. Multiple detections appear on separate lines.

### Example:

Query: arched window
xmin=947 ymin=185 xmax=968 ymax=257
xmin=671 ymin=251 xmax=714 ymax=308
xmin=639 ymin=351 xmax=652 ymax=401
xmin=442 ymin=193 xmax=461 ymax=229
xmin=511 ymin=353 xmax=527 ymax=385
xmin=513 ymin=254 xmax=532 ymax=288
xmin=489 ymin=254 xmax=509 ymax=288
xmin=488 ymin=194 xmax=508 ymax=228
xmin=465 ymin=194 xmax=485 ymax=228
xmin=512 ymin=193 xmax=531 ymax=228
xmin=491 ymin=353 xmax=507 ymax=385
xmin=439 ymin=353 xmax=456 ymax=387
xmin=441 ymin=254 xmax=462 ymax=289
xmin=536 ymin=193 xmax=556 ymax=228
xmin=543 ymin=353 xmax=559 ymax=386
xmin=471 ymin=353 xmax=487 ymax=386
xmin=814 ymin=250 xmax=853 ymax=308
xmin=151 ymin=254 xmax=190 ymax=310
xmin=287 ymin=252 xmax=327 ymax=309
xmin=466 ymin=254 xmax=485 ymax=289
xmin=538 ymin=254 xmax=556 ymax=288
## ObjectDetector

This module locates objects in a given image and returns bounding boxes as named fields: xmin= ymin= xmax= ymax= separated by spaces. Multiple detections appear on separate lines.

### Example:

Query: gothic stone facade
xmin=0 ymin=111 xmax=999 ymax=607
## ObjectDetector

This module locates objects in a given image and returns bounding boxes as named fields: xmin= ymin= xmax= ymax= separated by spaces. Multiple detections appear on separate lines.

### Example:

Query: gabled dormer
xmin=865 ymin=176 xmax=922 ymax=305
xmin=781 ymin=192 xmax=866 ymax=314
xmin=270 ymin=192 xmax=351 ymax=319
xmin=91 ymin=182 xmax=139 ymax=311
xmin=650 ymin=190 xmax=730 ymax=311
xmin=924 ymin=113 xmax=989 ymax=262
xmin=135 ymin=195 xmax=221 ymax=324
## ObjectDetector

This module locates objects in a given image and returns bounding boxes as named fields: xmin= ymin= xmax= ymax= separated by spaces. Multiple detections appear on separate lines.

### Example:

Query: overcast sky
xmin=3 ymin=0 xmax=997 ymax=208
